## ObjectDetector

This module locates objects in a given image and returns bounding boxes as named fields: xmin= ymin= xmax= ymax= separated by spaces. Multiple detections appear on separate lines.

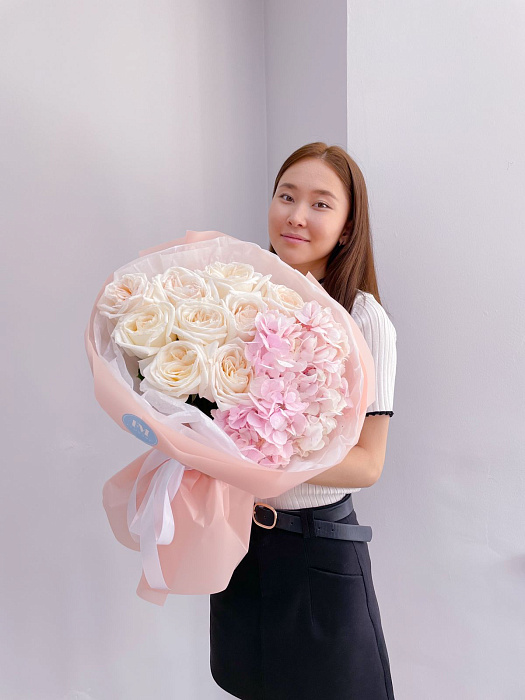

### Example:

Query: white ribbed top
xmin=254 ymin=290 xmax=397 ymax=510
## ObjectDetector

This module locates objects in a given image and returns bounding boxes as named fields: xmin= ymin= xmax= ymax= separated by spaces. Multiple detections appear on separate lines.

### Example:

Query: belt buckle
xmin=253 ymin=502 xmax=278 ymax=529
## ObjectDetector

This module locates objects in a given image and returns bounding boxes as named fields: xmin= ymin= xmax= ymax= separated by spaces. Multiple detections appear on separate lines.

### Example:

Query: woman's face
xmin=268 ymin=158 xmax=351 ymax=280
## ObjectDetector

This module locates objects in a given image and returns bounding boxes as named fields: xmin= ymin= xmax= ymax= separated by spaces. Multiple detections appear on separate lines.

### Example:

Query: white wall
xmin=346 ymin=2 xmax=525 ymax=698
xmin=3 ymin=1 xmax=522 ymax=698
xmin=1 ymin=2 xmax=267 ymax=698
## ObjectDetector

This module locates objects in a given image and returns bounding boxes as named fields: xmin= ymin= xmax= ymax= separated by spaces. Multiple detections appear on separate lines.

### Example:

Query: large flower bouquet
xmin=85 ymin=230 xmax=375 ymax=605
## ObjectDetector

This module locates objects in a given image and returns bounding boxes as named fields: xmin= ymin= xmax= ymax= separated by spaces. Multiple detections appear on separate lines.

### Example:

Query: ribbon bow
xmin=126 ymin=449 xmax=190 ymax=591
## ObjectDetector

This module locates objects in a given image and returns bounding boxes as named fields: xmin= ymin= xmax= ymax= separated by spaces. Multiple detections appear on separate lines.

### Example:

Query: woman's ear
xmin=339 ymin=219 xmax=354 ymax=245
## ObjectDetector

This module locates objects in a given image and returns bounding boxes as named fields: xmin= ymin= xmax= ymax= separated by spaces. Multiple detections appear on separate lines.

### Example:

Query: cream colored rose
xmin=223 ymin=291 xmax=268 ymax=341
xmin=172 ymin=299 xmax=237 ymax=347
xmin=201 ymin=261 xmax=272 ymax=299
xmin=112 ymin=302 xmax=176 ymax=359
xmin=149 ymin=266 xmax=220 ymax=305
xmin=209 ymin=339 xmax=254 ymax=410
xmin=264 ymin=282 xmax=305 ymax=314
xmin=97 ymin=273 xmax=156 ymax=318
xmin=138 ymin=340 xmax=211 ymax=401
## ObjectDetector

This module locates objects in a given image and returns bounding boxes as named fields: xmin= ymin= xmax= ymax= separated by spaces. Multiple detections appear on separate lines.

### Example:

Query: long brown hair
xmin=269 ymin=142 xmax=389 ymax=316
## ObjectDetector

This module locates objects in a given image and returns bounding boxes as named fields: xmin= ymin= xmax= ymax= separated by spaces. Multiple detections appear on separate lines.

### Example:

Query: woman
xmin=209 ymin=142 xmax=397 ymax=700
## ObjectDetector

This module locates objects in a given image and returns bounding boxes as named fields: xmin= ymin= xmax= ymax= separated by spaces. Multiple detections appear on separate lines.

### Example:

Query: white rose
xmin=172 ymin=299 xmax=237 ymax=347
xmin=264 ymin=282 xmax=305 ymax=314
xmin=112 ymin=301 xmax=176 ymax=359
xmin=139 ymin=340 xmax=212 ymax=401
xmin=149 ymin=267 xmax=220 ymax=305
xmin=97 ymin=273 xmax=156 ymax=319
xmin=209 ymin=339 xmax=254 ymax=410
xmin=223 ymin=290 xmax=268 ymax=341
xmin=201 ymin=261 xmax=272 ymax=299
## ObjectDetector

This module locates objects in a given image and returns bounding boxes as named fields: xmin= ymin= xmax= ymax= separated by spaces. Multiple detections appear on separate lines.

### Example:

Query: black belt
xmin=252 ymin=494 xmax=372 ymax=542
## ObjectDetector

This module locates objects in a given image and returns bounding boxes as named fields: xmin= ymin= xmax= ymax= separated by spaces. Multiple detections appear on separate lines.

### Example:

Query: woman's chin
xmin=273 ymin=249 xmax=301 ymax=268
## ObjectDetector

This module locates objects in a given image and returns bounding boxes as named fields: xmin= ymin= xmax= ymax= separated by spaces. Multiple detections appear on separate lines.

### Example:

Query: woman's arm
xmin=305 ymin=415 xmax=391 ymax=488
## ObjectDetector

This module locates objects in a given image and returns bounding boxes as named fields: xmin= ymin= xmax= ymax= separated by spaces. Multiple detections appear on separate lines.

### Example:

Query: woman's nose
xmin=287 ymin=206 xmax=307 ymax=227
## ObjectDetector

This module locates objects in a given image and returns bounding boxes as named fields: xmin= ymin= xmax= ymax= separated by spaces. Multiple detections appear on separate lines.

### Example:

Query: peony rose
xmin=172 ymin=299 xmax=237 ymax=347
xmin=201 ymin=261 xmax=272 ymax=299
xmin=149 ymin=266 xmax=220 ymax=305
xmin=111 ymin=301 xmax=176 ymax=359
xmin=222 ymin=290 xmax=269 ymax=341
xmin=209 ymin=339 xmax=254 ymax=410
xmin=97 ymin=273 xmax=156 ymax=318
xmin=264 ymin=282 xmax=305 ymax=314
xmin=138 ymin=340 xmax=212 ymax=401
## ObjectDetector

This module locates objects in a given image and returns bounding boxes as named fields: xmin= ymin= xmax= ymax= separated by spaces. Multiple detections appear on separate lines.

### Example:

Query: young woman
xmin=210 ymin=142 xmax=397 ymax=700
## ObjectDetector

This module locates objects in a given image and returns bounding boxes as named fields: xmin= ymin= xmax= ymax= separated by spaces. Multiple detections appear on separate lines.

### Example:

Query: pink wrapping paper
xmin=85 ymin=230 xmax=375 ymax=605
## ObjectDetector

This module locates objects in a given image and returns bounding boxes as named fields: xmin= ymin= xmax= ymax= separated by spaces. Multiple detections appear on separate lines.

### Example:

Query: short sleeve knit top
xmin=254 ymin=285 xmax=397 ymax=510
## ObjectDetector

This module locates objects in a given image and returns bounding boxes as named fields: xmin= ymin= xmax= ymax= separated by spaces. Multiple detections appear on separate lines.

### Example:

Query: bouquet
xmin=85 ymin=230 xmax=375 ymax=605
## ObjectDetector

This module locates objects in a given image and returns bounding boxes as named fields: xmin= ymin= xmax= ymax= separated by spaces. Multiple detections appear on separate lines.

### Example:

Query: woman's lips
xmin=281 ymin=234 xmax=308 ymax=243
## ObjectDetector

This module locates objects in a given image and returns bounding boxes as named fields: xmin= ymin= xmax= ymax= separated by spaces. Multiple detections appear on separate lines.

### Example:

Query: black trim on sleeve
xmin=365 ymin=411 xmax=393 ymax=417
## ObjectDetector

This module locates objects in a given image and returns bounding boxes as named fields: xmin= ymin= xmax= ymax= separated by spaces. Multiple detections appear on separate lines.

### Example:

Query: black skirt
xmin=209 ymin=494 xmax=395 ymax=700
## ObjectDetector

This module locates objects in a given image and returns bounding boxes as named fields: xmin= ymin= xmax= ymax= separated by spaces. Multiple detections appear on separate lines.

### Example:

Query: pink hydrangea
xmin=212 ymin=302 xmax=353 ymax=468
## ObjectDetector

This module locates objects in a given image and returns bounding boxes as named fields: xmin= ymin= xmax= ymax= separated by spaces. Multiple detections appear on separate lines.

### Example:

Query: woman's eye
xmin=279 ymin=194 xmax=329 ymax=209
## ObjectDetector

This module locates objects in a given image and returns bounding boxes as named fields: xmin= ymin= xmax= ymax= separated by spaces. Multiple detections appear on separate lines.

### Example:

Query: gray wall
xmin=264 ymin=0 xmax=348 ymax=200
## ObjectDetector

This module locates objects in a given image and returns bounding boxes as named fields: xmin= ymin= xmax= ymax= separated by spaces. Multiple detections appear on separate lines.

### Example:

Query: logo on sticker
xmin=122 ymin=414 xmax=158 ymax=446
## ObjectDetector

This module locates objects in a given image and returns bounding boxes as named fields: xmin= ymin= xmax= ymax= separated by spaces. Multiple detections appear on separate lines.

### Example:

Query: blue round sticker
xmin=122 ymin=414 xmax=158 ymax=446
